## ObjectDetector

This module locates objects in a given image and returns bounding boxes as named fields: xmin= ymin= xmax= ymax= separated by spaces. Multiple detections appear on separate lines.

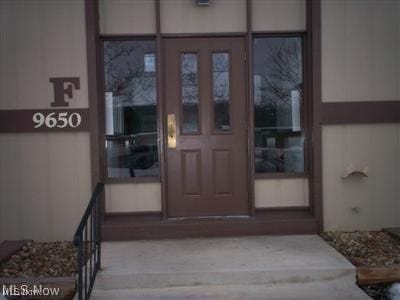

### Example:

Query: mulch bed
xmin=321 ymin=231 xmax=400 ymax=268
xmin=321 ymin=231 xmax=400 ymax=300
xmin=0 ymin=241 xmax=77 ymax=277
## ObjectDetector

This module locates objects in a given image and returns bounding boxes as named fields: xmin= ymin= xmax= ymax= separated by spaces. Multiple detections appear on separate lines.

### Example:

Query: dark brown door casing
xmin=165 ymin=37 xmax=249 ymax=218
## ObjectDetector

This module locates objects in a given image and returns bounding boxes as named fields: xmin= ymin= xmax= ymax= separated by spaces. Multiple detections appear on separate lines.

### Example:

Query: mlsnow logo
xmin=2 ymin=284 xmax=60 ymax=297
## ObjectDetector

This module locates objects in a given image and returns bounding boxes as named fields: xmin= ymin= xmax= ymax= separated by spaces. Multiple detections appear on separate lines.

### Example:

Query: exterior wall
xmin=255 ymin=179 xmax=309 ymax=208
xmin=99 ymin=0 xmax=156 ymax=34
xmin=252 ymin=0 xmax=306 ymax=31
xmin=160 ymin=0 xmax=246 ymax=33
xmin=105 ymin=183 xmax=161 ymax=213
xmin=321 ymin=0 xmax=399 ymax=102
xmin=321 ymin=0 xmax=400 ymax=231
xmin=0 ymin=0 xmax=91 ymax=241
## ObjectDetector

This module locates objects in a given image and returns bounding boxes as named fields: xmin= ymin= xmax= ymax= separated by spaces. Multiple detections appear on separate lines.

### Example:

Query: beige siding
xmin=252 ymin=0 xmax=306 ymax=32
xmin=0 ymin=0 xmax=91 ymax=242
xmin=322 ymin=124 xmax=400 ymax=231
xmin=0 ymin=0 xmax=88 ymax=109
xmin=321 ymin=0 xmax=399 ymax=102
xmin=105 ymin=183 xmax=161 ymax=213
xmin=255 ymin=178 xmax=309 ymax=208
xmin=0 ymin=133 xmax=92 ymax=242
xmin=160 ymin=0 xmax=246 ymax=33
xmin=99 ymin=0 xmax=156 ymax=34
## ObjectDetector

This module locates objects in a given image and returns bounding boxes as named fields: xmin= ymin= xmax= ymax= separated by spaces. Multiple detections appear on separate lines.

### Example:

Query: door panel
xmin=165 ymin=37 xmax=248 ymax=218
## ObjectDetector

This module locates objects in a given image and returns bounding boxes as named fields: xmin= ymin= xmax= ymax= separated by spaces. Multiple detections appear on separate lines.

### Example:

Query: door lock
xmin=167 ymin=113 xmax=176 ymax=148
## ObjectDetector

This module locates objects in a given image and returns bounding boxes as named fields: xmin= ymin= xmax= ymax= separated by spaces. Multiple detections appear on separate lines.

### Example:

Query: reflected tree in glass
xmin=253 ymin=37 xmax=305 ymax=173
xmin=103 ymin=40 xmax=159 ymax=178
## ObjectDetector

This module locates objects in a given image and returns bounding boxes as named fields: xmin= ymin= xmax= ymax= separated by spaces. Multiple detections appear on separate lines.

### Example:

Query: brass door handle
xmin=167 ymin=113 xmax=176 ymax=148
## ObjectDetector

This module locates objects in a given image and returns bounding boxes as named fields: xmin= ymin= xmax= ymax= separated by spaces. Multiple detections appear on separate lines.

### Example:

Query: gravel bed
xmin=0 ymin=241 xmax=77 ymax=278
xmin=321 ymin=231 xmax=400 ymax=267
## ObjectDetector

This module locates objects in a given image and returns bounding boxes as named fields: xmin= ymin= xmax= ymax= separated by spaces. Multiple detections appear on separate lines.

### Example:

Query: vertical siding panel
xmin=137 ymin=183 xmax=162 ymax=212
xmin=19 ymin=134 xmax=51 ymax=241
xmin=160 ymin=0 xmax=185 ymax=34
xmin=160 ymin=0 xmax=246 ymax=33
xmin=254 ymin=179 xmax=308 ymax=208
xmin=43 ymin=1 xmax=73 ymax=87
xmin=344 ymin=0 xmax=373 ymax=101
xmin=280 ymin=179 xmax=308 ymax=207
xmin=0 ymin=135 xmax=23 ymax=240
xmin=99 ymin=0 xmax=156 ymax=34
xmin=0 ymin=0 xmax=18 ymax=109
xmin=322 ymin=126 xmax=346 ymax=230
xmin=48 ymin=134 xmax=78 ymax=240
xmin=321 ymin=0 xmax=345 ymax=102
xmin=342 ymin=125 xmax=372 ymax=230
xmin=183 ymin=0 xmax=212 ymax=33
xmin=372 ymin=0 xmax=399 ymax=101
xmin=252 ymin=0 xmax=275 ymax=32
xmin=370 ymin=125 xmax=399 ymax=228
xmin=15 ymin=1 xmax=43 ymax=109
xmin=76 ymin=133 xmax=92 ymax=217
xmin=275 ymin=0 xmax=306 ymax=31
xmin=213 ymin=0 xmax=246 ymax=33
xmin=254 ymin=179 xmax=279 ymax=208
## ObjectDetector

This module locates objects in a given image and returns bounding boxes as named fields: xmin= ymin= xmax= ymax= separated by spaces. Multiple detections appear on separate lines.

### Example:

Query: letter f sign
xmin=49 ymin=77 xmax=80 ymax=107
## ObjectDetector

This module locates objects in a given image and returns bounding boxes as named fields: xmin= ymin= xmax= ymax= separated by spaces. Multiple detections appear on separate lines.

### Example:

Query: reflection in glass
xmin=213 ymin=53 xmax=230 ymax=131
xmin=103 ymin=40 xmax=159 ymax=178
xmin=181 ymin=53 xmax=199 ymax=133
xmin=253 ymin=37 xmax=304 ymax=173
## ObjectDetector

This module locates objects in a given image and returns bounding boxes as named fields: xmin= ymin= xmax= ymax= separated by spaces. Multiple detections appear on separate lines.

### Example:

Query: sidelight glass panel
xmin=212 ymin=53 xmax=230 ymax=132
xmin=103 ymin=40 xmax=159 ymax=178
xmin=181 ymin=53 xmax=199 ymax=133
xmin=253 ymin=37 xmax=305 ymax=173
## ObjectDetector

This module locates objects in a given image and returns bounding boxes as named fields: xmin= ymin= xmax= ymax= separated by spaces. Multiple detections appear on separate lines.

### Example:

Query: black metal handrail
xmin=73 ymin=182 xmax=104 ymax=300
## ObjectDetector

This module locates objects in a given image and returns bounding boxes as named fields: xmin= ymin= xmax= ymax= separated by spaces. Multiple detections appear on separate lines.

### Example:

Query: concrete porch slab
xmin=92 ymin=235 xmax=370 ymax=299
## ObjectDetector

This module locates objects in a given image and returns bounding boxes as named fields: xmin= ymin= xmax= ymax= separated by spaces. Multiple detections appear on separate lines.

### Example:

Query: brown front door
xmin=165 ymin=37 xmax=249 ymax=218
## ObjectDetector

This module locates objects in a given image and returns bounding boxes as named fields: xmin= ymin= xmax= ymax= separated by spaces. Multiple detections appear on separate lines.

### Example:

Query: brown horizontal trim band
xmin=255 ymin=172 xmax=308 ymax=180
xmin=252 ymin=31 xmax=307 ymax=36
xmin=99 ymin=34 xmax=157 ymax=40
xmin=0 ymin=109 xmax=89 ymax=133
xmin=102 ymin=210 xmax=317 ymax=240
xmin=105 ymin=177 xmax=161 ymax=184
xmin=321 ymin=101 xmax=400 ymax=125
xmin=161 ymin=32 xmax=247 ymax=38
xmin=255 ymin=206 xmax=310 ymax=212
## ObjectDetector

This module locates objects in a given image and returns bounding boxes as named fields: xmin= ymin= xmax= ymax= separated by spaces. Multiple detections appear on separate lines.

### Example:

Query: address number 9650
xmin=32 ymin=112 xmax=82 ymax=129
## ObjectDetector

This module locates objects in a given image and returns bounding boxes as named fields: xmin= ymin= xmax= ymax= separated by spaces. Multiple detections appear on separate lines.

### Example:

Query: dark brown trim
xmin=246 ymin=0 xmax=256 ymax=217
xmin=255 ymin=206 xmax=310 ymax=212
xmin=99 ymin=34 xmax=157 ymax=39
xmin=155 ymin=0 xmax=168 ymax=220
xmin=322 ymin=101 xmax=400 ymax=124
xmin=161 ymin=33 xmax=247 ymax=38
xmin=252 ymin=31 xmax=307 ymax=36
xmin=0 ymin=109 xmax=89 ymax=133
xmin=102 ymin=210 xmax=317 ymax=240
xmin=307 ymin=0 xmax=323 ymax=233
xmin=85 ymin=0 xmax=105 ymax=222
xmin=255 ymin=173 xmax=308 ymax=180
xmin=105 ymin=177 xmax=161 ymax=184
xmin=105 ymin=211 xmax=162 ymax=217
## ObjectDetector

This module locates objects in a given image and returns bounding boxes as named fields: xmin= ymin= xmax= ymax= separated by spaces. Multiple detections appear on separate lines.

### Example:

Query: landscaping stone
xmin=0 ymin=241 xmax=77 ymax=278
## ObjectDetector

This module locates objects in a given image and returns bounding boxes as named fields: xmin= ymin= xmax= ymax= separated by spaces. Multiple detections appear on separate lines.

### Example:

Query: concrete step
xmin=91 ymin=280 xmax=371 ymax=300
xmin=92 ymin=235 xmax=370 ymax=299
